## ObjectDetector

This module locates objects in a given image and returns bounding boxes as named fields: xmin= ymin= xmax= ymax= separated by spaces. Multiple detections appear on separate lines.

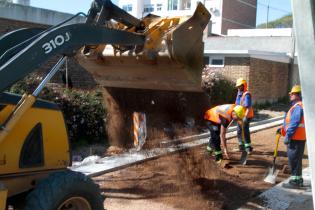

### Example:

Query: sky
xmin=30 ymin=0 xmax=292 ymax=26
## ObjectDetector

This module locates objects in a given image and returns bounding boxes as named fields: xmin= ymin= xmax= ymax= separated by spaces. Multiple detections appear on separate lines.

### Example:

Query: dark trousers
xmin=205 ymin=121 xmax=221 ymax=153
xmin=287 ymin=140 xmax=306 ymax=177
xmin=237 ymin=119 xmax=251 ymax=146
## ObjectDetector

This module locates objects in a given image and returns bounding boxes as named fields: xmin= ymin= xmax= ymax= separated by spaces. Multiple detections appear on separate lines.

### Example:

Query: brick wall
xmin=0 ymin=17 xmax=46 ymax=35
xmin=249 ymin=58 xmax=289 ymax=103
xmin=221 ymin=0 xmax=257 ymax=34
xmin=0 ymin=17 xmax=97 ymax=89
xmin=216 ymin=57 xmax=251 ymax=84
xmin=205 ymin=57 xmax=289 ymax=104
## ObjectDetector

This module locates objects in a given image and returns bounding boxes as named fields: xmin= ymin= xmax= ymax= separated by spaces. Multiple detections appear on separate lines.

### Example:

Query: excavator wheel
xmin=24 ymin=170 xmax=104 ymax=210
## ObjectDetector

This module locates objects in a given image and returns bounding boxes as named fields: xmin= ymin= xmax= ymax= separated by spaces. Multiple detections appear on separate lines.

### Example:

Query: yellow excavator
xmin=0 ymin=0 xmax=210 ymax=209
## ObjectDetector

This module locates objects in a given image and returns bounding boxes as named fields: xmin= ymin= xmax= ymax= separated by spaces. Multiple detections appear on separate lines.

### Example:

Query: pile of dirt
xmin=97 ymin=127 xmax=309 ymax=210
xmin=100 ymin=87 xmax=287 ymax=149
xmin=101 ymin=87 xmax=211 ymax=147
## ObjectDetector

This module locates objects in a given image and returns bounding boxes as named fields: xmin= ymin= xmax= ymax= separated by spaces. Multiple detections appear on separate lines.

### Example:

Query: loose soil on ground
xmin=94 ymin=127 xmax=309 ymax=210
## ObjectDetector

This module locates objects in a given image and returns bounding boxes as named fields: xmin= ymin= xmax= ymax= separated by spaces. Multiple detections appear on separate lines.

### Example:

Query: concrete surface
xmin=240 ymin=168 xmax=313 ymax=210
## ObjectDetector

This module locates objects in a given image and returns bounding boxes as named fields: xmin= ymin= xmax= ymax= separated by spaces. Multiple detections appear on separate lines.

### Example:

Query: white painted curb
xmin=71 ymin=117 xmax=284 ymax=177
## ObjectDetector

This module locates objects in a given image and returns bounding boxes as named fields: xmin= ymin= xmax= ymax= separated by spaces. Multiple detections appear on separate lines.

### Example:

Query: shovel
xmin=264 ymin=133 xmax=281 ymax=184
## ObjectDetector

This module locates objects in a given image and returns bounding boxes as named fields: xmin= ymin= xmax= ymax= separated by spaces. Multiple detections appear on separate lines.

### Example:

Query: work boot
xmin=235 ymin=144 xmax=245 ymax=152
xmin=289 ymin=178 xmax=303 ymax=186
xmin=245 ymin=146 xmax=253 ymax=155
xmin=206 ymin=145 xmax=213 ymax=153
xmin=206 ymin=145 xmax=215 ymax=156
xmin=283 ymin=178 xmax=304 ymax=188
xmin=215 ymin=154 xmax=223 ymax=164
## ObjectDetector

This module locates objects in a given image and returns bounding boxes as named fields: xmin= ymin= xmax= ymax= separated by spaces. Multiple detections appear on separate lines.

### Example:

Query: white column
xmin=291 ymin=0 xmax=315 ymax=207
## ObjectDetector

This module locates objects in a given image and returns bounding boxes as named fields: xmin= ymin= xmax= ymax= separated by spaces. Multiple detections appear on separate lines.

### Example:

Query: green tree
xmin=257 ymin=14 xmax=293 ymax=28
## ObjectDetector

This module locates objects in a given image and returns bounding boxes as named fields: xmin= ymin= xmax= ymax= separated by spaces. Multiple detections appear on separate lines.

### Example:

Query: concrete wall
xmin=204 ymin=36 xmax=293 ymax=54
xmin=0 ymin=2 xmax=86 ymax=26
xmin=228 ymin=28 xmax=292 ymax=37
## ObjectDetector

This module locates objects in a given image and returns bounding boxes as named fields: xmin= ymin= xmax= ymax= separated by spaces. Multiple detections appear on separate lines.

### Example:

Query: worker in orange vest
xmin=278 ymin=85 xmax=306 ymax=188
xmin=204 ymin=104 xmax=245 ymax=163
xmin=235 ymin=78 xmax=254 ymax=153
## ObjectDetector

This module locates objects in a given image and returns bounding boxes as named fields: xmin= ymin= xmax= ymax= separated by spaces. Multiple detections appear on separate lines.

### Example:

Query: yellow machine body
xmin=0 ymin=183 xmax=7 ymax=210
xmin=0 ymin=93 xmax=70 ymax=197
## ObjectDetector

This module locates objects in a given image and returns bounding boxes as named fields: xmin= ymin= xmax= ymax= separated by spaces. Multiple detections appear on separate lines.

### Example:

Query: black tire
xmin=24 ymin=170 xmax=104 ymax=210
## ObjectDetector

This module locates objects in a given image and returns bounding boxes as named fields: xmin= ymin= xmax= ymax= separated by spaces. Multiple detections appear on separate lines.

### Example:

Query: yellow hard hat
xmin=289 ymin=85 xmax=301 ymax=94
xmin=235 ymin=78 xmax=247 ymax=87
xmin=233 ymin=105 xmax=245 ymax=119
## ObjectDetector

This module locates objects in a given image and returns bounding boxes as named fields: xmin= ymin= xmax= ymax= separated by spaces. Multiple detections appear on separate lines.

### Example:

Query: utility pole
xmin=266 ymin=0 xmax=270 ymax=28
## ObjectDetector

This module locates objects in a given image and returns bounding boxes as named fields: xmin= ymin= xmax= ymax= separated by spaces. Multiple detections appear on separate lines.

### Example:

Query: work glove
xmin=276 ymin=128 xmax=281 ymax=135
xmin=284 ymin=136 xmax=291 ymax=145
xmin=242 ymin=117 xmax=248 ymax=124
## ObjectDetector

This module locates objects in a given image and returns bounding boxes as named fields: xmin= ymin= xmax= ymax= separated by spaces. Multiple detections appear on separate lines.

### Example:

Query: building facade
xmin=1 ymin=1 xmax=295 ymax=104
xmin=203 ymin=28 xmax=295 ymax=104
xmin=117 ymin=0 xmax=257 ymax=35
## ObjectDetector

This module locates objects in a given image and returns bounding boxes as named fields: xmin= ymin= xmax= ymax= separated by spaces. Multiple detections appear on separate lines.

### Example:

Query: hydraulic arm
xmin=0 ymin=0 xmax=210 ymax=92
xmin=0 ymin=23 xmax=144 ymax=92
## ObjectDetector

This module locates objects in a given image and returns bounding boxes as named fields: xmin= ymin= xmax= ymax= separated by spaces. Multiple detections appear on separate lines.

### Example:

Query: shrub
xmin=202 ymin=68 xmax=236 ymax=105
xmin=9 ymin=77 xmax=106 ymax=146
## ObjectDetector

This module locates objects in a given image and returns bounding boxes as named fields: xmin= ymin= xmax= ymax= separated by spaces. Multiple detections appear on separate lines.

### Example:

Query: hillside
xmin=257 ymin=14 xmax=292 ymax=28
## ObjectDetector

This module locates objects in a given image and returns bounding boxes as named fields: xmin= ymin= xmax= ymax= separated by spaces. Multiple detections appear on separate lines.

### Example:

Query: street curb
xmin=160 ymin=116 xmax=284 ymax=147
xmin=71 ymin=117 xmax=284 ymax=177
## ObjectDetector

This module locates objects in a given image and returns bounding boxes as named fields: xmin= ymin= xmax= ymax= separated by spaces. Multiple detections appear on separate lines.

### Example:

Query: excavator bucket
xmin=76 ymin=3 xmax=211 ymax=92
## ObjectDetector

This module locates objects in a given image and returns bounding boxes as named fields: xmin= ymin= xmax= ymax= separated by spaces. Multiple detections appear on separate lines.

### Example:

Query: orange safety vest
xmin=204 ymin=104 xmax=235 ymax=124
xmin=241 ymin=91 xmax=254 ymax=119
xmin=282 ymin=101 xmax=306 ymax=140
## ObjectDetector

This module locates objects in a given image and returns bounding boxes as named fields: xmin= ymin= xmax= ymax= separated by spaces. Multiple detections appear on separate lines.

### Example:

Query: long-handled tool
xmin=264 ymin=133 xmax=281 ymax=184
xmin=240 ymin=122 xmax=248 ymax=165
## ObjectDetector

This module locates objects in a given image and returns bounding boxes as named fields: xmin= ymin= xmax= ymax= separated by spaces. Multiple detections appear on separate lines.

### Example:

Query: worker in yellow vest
xmin=278 ymin=85 xmax=306 ymax=188
xmin=235 ymin=78 xmax=254 ymax=153
xmin=204 ymin=104 xmax=245 ymax=163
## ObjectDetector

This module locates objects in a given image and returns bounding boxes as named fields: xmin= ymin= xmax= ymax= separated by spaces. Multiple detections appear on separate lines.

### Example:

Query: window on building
xmin=179 ymin=0 xmax=191 ymax=10
xmin=144 ymin=4 xmax=154 ymax=13
xmin=204 ymin=56 xmax=225 ymax=67
xmin=157 ymin=3 xmax=162 ymax=11
xmin=168 ymin=0 xmax=178 ymax=10
xmin=122 ymin=4 xmax=132 ymax=12
xmin=203 ymin=56 xmax=210 ymax=66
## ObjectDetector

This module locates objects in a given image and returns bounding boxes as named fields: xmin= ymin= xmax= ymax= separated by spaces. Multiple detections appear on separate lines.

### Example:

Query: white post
xmin=291 ymin=0 xmax=315 ymax=207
